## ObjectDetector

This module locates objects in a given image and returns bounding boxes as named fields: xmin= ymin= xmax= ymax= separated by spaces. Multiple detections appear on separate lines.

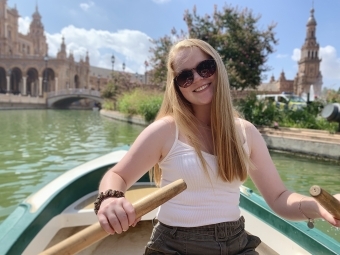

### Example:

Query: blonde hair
xmin=150 ymin=38 xmax=251 ymax=185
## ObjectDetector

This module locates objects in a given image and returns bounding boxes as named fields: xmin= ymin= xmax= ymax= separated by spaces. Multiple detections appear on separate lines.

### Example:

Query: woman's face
xmin=173 ymin=47 xmax=216 ymax=107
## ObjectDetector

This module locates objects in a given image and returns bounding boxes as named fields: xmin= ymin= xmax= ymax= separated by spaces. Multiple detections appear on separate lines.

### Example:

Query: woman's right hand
xmin=97 ymin=197 xmax=139 ymax=235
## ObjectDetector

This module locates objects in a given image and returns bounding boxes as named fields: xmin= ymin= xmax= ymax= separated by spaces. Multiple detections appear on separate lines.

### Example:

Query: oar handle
xmin=39 ymin=179 xmax=187 ymax=255
xmin=309 ymin=185 xmax=340 ymax=220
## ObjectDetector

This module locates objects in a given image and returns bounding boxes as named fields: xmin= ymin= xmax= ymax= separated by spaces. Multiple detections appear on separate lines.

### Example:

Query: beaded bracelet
xmin=299 ymin=197 xmax=314 ymax=229
xmin=94 ymin=189 xmax=125 ymax=215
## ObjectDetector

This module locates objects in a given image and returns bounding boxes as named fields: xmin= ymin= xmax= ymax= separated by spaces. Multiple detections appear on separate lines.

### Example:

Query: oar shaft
xmin=39 ymin=179 xmax=187 ymax=255
xmin=309 ymin=185 xmax=340 ymax=219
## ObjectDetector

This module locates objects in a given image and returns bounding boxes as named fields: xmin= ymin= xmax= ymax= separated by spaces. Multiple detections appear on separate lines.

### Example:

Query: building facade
xmin=0 ymin=1 xmax=90 ymax=97
xmin=258 ymin=7 xmax=323 ymax=97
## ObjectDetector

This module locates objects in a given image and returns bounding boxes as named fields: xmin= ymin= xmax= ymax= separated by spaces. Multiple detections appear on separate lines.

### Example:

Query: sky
xmin=7 ymin=0 xmax=340 ymax=90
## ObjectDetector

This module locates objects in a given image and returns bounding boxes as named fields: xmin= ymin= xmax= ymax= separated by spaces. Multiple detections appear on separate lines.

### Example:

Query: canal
xmin=0 ymin=110 xmax=339 ymax=242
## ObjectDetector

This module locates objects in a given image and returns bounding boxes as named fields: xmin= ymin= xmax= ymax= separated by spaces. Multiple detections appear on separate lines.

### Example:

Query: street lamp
xmin=97 ymin=74 xmax=101 ymax=91
xmin=111 ymin=54 xmax=115 ymax=77
xmin=122 ymin=62 xmax=125 ymax=72
xmin=44 ymin=54 xmax=49 ymax=92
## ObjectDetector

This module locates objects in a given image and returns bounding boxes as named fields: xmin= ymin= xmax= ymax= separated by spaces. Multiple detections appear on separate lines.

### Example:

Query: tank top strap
xmin=175 ymin=119 xmax=179 ymax=140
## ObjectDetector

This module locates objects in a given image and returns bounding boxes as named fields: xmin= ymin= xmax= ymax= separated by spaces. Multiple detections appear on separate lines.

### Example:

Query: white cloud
xmin=46 ymin=25 xmax=153 ymax=73
xmin=80 ymin=1 xmax=94 ymax=11
xmin=319 ymin=45 xmax=340 ymax=80
xmin=276 ymin=54 xmax=288 ymax=59
xmin=18 ymin=16 xmax=152 ymax=73
xmin=291 ymin=48 xmax=301 ymax=61
xmin=152 ymin=0 xmax=171 ymax=4
xmin=18 ymin=16 xmax=31 ymax=35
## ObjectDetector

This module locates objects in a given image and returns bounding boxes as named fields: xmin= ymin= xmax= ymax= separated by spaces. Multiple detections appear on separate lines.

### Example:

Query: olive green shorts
xmin=144 ymin=216 xmax=261 ymax=255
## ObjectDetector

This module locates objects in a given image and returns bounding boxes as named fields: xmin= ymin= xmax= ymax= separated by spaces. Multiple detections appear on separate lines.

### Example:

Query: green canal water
xmin=0 ymin=110 xmax=339 ymax=242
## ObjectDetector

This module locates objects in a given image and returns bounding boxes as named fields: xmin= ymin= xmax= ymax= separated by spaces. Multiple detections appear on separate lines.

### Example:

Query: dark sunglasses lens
xmin=197 ymin=59 xmax=216 ymax=78
xmin=176 ymin=70 xmax=194 ymax=88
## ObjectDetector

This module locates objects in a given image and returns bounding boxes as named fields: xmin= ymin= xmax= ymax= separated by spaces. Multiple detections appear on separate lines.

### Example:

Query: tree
xmin=149 ymin=4 xmax=278 ymax=90
xmin=101 ymin=81 xmax=116 ymax=99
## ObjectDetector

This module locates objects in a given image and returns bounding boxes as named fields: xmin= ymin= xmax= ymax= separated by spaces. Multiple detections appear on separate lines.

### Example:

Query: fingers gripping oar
xmin=39 ymin=179 xmax=187 ymax=255
xmin=309 ymin=185 xmax=340 ymax=220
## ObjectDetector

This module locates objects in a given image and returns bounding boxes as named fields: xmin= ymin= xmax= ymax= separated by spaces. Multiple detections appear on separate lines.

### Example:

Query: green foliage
xmin=236 ymin=95 xmax=339 ymax=133
xmin=139 ymin=95 xmax=163 ymax=122
xmin=102 ymin=99 xmax=115 ymax=110
xmin=149 ymin=4 xmax=278 ymax=90
xmin=149 ymin=35 xmax=175 ymax=86
xmin=101 ymin=81 xmax=116 ymax=99
xmin=117 ymin=89 xmax=163 ymax=122
xmin=236 ymin=93 xmax=282 ymax=126
xmin=280 ymin=102 xmax=338 ymax=132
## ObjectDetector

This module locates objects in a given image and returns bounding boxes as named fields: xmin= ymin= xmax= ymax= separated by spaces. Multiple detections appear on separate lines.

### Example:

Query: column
xmin=39 ymin=77 xmax=43 ymax=97
xmin=23 ymin=77 xmax=27 ymax=95
xmin=55 ymin=77 xmax=59 ymax=93
xmin=6 ymin=76 xmax=10 ymax=93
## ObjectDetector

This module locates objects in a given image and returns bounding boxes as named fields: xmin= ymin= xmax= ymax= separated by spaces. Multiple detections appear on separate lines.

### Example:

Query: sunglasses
xmin=174 ymin=59 xmax=217 ymax=88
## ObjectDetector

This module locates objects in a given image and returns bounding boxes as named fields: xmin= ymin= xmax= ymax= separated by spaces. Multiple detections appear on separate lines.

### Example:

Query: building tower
xmin=27 ymin=4 xmax=48 ymax=56
xmin=294 ymin=7 xmax=322 ymax=97
xmin=0 ymin=0 xmax=20 ymax=56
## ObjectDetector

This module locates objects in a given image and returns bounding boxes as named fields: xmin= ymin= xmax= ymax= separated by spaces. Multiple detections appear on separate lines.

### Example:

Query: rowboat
xmin=0 ymin=145 xmax=339 ymax=255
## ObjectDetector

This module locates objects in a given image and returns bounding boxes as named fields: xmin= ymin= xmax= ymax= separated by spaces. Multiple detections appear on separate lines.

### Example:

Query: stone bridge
xmin=47 ymin=89 xmax=103 ymax=108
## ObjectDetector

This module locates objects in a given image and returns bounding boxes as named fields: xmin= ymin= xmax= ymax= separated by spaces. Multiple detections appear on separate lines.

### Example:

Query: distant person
xmin=95 ymin=39 xmax=340 ymax=254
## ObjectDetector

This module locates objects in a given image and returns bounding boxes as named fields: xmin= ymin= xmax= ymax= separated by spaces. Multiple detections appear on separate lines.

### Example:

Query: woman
xmin=96 ymin=39 xmax=340 ymax=254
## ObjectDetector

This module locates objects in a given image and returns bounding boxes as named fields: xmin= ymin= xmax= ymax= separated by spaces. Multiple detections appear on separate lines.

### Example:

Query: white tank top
xmin=156 ymin=119 xmax=249 ymax=227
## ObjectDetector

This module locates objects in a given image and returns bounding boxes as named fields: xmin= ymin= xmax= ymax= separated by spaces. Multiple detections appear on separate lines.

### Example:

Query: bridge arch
xmin=47 ymin=89 xmax=103 ymax=109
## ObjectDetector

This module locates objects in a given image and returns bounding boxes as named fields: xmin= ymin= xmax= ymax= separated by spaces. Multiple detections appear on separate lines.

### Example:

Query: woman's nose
xmin=192 ymin=69 xmax=202 ymax=83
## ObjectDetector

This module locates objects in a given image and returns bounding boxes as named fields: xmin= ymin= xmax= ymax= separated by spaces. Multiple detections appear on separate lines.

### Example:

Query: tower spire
xmin=294 ymin=7 xmax=322 ymax=96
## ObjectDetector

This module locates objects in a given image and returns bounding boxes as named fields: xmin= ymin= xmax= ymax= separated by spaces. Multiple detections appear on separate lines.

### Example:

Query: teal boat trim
xmin=240 ymin=187 xmax=340 ymax=255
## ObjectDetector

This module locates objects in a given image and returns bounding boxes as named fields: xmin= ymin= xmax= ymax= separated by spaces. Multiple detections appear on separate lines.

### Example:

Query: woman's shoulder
xmin=142 ymin=115 xmax=176 ymax=140
xmin=150 ymin=115 xmax=175 ymax=130
xmin=235 ymin=118 xmax=256 ymax=131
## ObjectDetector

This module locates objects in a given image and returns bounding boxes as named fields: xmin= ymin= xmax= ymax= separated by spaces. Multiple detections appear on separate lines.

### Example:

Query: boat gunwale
xmin=240 ymin=187 xmax=340 ymax=254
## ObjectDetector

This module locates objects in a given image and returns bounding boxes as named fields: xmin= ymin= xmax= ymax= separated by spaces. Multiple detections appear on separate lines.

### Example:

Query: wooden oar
xmin=309 ymin=185 xmax=340 ymax=220
xmin=39 ymin=179 xmax=187 ymax=255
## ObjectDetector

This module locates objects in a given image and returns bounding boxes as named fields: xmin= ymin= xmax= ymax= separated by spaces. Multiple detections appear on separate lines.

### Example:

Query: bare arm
xmin=97 ymin=117 xmax=176 ymax=234
xmin=99 ymin=116 xmax=175 ymax=192
xmin=244 ymin=121 xmax=340 ymax=227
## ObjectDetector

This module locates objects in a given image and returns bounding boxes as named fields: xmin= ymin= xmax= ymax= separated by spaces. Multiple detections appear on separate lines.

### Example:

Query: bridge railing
xmin=47 ymin=89 xmax=101 ymax=98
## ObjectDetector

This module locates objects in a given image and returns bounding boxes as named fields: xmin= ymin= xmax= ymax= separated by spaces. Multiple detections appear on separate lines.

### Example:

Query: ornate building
xmin=258 ymin=7 xmax=323 ymax=97
xmin=0 ymin=1 xmax=90 ymax=96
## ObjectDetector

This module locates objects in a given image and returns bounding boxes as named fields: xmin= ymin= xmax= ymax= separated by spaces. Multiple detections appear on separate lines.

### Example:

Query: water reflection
xmin=0 ymin=110 xmax=144 ymax=222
